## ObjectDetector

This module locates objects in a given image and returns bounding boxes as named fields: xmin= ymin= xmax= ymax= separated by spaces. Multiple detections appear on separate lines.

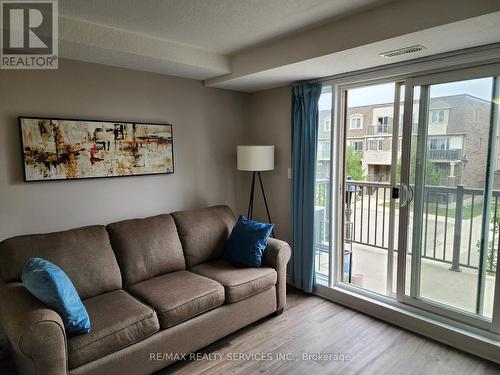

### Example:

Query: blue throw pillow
xmin=22 ymin=257 xmax=91 ymax=335
xmin=224 ymin=216 xmax=274 ymax=267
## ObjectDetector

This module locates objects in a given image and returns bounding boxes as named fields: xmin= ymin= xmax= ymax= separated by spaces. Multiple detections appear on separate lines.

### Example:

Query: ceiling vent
xmin=379 ymin=45 xmax=426 ymax=58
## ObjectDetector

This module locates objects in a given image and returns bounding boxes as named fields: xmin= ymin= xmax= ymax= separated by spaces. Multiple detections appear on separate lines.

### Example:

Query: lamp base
xmin=247 ymin=171 xmax=275 ymax=237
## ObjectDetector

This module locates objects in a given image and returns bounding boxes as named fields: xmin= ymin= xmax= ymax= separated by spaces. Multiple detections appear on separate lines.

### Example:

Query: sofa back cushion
xmin=0 ymin=226 xmax=122 ymax=299
xmin=172 ymin=205 xmax=236 ymax=268
xmin=107 ymin=214 xmax=185 ymax=286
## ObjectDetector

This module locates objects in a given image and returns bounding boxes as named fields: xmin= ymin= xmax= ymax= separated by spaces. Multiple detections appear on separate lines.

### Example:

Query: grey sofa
xmin=0 ymin=205 xmax=291 ymax=375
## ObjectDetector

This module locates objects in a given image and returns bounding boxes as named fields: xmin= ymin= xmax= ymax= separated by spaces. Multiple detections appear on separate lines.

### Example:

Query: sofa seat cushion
xmin=190 ymin=259 xmax=277 ymax=303
xmin=128 ymin=271 xmax=225 ymax=329
xmin=68 ymin=290 xmax=159 ymax=369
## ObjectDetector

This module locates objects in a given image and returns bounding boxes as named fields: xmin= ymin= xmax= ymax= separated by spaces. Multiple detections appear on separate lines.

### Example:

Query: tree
xmin=345 ymin=146 xmax=365 ymax=181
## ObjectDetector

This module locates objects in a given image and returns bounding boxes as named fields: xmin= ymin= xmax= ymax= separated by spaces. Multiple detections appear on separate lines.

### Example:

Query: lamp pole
xmin=247 ymin=171 xmax=275 ymax=238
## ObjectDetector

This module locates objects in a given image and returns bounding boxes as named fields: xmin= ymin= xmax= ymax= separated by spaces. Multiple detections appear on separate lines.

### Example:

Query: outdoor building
xmin=318 ymin=94 xmax=492 ymax=188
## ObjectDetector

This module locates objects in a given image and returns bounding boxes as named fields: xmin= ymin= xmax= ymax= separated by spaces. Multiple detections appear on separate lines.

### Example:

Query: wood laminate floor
xmin=0 ymin=288 xmax=497 ymax=375
xmin=163 ymin=287 xmax=500 ymax=375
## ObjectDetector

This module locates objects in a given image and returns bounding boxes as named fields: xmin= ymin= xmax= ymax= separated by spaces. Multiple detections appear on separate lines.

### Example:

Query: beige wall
xmin=0 ymin=59 xmax=249 ymax=240
xmin=245 ymin=86 xmax=292 ymax=243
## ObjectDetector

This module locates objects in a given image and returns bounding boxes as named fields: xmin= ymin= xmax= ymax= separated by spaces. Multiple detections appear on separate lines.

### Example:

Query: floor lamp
xmin=237 ymin=145 xmax=275 ymax=237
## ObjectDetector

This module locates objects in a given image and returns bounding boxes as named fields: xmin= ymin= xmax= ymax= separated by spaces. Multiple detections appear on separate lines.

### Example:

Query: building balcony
xmin=427 ymin=149 xmax=463 ymax=161
xmin=364 ymin=150 xmax=391 ymax=165
xmin=317 ymin=154 xmax=331 ymax=161
xmin=315 ymin=170 xmax=330 ymax=180
xmin=366 ymin=174 xmax=386 ymax=182
xmin=368 ymin=124 xmax=392 ymax=135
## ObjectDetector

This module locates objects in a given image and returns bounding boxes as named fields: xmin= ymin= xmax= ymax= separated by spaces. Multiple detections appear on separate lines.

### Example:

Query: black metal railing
xmin=313 ymin=180 xmax=498 ymax=276
xmin=347 ymin=181 xmax=497 ymax=274
xmin=417 ymin=184 xmax=497 ymax=274
xmin=348 ymin=181 xmax=392 ymax=250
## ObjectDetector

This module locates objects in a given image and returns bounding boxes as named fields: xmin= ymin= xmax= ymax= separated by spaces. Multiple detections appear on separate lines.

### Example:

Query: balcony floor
xmin=316 ymin=243 xmax=495 ymax=318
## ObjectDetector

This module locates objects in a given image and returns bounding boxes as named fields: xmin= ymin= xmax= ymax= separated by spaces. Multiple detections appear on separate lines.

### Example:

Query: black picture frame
xmin=19 ymin=116 xmax=175 ymax=182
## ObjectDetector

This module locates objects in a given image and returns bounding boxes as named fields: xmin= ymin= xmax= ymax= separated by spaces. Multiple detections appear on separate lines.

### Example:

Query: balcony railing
xmin=366 ymin=174 xmax=386 ymax=182
xmin=315 ymin=170 xmax=330 ymax=180
xmin=314 ymin=180 xmax=498 ymax=276
xmin=368 ymin=124 xmax=392 ymax=135
xmin=427 ymin=149 xmax=463 ymax=161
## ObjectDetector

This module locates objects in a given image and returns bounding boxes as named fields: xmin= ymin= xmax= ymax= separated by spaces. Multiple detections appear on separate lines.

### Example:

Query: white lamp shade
xmin=237 ymin=145 xmax=274 ymax=171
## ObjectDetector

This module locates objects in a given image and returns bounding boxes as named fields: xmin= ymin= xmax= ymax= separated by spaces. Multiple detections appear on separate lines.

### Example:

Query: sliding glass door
xmin=326 ymin=62 xmax=500 ymax=333
xmin=401 ymin=68 xmax=500 ymax=326
xmin=340 ymin=81 xmax=403 ymax=297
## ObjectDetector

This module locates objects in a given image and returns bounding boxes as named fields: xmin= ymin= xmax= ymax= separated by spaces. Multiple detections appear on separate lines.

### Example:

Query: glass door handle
xmin=400 ymin=184 xmax=414 ymax=207
xmin=407 ymin=185 xmax=415 ymax=205
xmin=400 ymin=184 xmax=408 ymax=207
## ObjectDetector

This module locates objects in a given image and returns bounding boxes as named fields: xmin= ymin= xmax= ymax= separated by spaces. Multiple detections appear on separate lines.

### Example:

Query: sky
xmin=318 ymin=77 xmax=493 ymax=111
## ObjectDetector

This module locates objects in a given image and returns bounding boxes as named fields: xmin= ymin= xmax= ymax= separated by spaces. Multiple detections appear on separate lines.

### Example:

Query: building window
xmin=324 ymin=118 xmax=331 ymax=131
xmin=367 ymin=139 xmax=376 ymax=151
xmin=431 ymin=110 xmax=445 ymax=123
xmin=350 ymin=115 xmax=363 ymax=129
xmin=378 ymin=139 xmax=384 ymax=151
xmin=376 ymin=116 xmax=390 ymax=133
xmin=349 ymin=140 xmax=363 ymax=151
xmin=378 ymin=116 xmax=389 ymax=125
xmin=323 ymin=141 xmax=331 ymax=158
xmin=316 ymin=161 xmax=329 ymax=180
xmin=319 ymin=141 xmax=330 ymax=158
xmin=429 ymin=138 xmax=449 ymax=150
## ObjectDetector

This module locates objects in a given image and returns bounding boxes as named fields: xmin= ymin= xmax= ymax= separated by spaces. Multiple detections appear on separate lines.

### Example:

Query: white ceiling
xmin=59 ymin=0 xmax=393 ymax=54
xmin=56 ymin=0 xmax=500 ymax=92
xmin=208 ymin=12 xmax=500 ymax=92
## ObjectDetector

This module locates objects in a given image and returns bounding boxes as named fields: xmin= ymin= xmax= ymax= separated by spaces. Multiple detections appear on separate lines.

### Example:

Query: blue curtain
xmin=291 ymin=82 xmax=322 ymax=293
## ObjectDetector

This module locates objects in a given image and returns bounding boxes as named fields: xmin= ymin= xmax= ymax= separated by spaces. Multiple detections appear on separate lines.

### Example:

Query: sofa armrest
xmin=0 ymin=282 xmax=67 ymax=375
xmin=262 ymin=238 xmax=291 ymax=311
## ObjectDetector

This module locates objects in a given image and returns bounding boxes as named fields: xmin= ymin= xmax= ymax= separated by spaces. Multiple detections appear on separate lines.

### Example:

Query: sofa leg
xmin=274 ymin=308 xmax=284 ymax=316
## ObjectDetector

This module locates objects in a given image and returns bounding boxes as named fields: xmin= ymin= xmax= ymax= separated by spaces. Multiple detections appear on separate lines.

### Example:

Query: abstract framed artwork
xmin=19 ymin=117 xmax=174 ymax=182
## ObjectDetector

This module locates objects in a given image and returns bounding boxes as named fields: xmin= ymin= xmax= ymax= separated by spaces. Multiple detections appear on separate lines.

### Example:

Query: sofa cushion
xmin=107 ymin=214 xmax=185 ymax=287
xmin=68 ymin=290 xmax=159 ymax=369
xmin=128 ymin=271 xmax=224 ymax=329
xmin=0 ymin=226 xmax=122 ymax=299
xmin=190 ymin=259 xmax=277 ymax=303
xmin=171 ymin=205 xmax=236 ymax=267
